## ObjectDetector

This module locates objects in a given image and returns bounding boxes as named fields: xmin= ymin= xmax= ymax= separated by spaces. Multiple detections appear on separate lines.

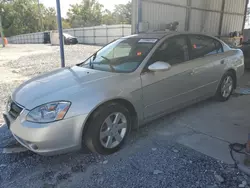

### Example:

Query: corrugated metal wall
xmin=189 ymin=0 xmax=222 ymax=35
xmin=132 ymin=0 xmax=248 ymax=36
xmin=141 ymin=1 xmax=187 ymax=31
xmin=221 ymin=0 xmax=246 ymax=35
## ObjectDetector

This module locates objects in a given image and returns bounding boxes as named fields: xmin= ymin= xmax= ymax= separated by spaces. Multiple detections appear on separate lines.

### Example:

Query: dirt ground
xmin=1 ymin=44 xmax=250 ymax=188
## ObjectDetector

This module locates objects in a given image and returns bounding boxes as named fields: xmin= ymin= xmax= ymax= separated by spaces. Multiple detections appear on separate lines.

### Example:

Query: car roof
xmin=124 ymin=31 xmax=175 ymax=39
xmin=129 ymin=32 xmax=175 ymax=39
xmin=124 ymin=31 xmax=218 ymax=40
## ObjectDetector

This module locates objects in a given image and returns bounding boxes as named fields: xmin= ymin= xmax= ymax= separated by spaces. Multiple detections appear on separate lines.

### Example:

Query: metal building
xmin=132 ymin=0 xmax=249 ymax=36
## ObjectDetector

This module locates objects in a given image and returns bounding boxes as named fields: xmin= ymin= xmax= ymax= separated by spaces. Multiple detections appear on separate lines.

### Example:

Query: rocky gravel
xmin=5 ymin=45 xmax=100 ymax=77
xmin=81 ymin=143 xmax=247 ymax=188
xmin=0 ymin=82 xmax=23 ymax=120
xmin=0 ymin=44 xmax=100 ymax=122
xmin=0 ymin=129 xmax=249 ymax=188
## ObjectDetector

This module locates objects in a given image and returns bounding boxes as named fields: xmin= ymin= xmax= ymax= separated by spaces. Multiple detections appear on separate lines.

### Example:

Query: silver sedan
xmin=3 ymin=32 xmax=244 ymax=155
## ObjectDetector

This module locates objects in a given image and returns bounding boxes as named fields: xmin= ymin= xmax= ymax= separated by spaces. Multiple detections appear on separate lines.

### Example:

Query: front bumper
xmin=5 ymin=110 xmax=88 ymax=156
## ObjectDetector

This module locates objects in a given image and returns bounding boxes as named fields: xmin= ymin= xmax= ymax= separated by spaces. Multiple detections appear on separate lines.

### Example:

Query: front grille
xmin=8 ymin=100 xmax=23 ymax=119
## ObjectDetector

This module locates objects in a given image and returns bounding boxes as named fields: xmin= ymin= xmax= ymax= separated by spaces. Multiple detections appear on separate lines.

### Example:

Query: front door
xmin=141 ymin=35 xmax=197 ymax=119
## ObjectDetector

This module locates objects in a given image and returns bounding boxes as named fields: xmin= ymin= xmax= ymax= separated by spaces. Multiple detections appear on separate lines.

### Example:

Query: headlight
xmin=26 ymin=101 xmax=71 ymax=123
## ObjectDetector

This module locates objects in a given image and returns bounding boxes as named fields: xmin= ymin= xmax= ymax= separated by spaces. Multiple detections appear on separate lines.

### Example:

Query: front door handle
xmin=190 ymin=66 xmax=207 ymax=76
xmin=190 ymin=69 xmax=199 ymax=76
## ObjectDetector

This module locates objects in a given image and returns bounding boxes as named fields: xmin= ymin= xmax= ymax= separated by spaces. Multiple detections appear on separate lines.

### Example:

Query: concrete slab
xmin=238 ymin=163 xmax=250 ymax=176
xmin=177 ymin=133 xmax=234 ymax=164
xmin=2 ymin=146 xmax=28 ymax=154
xmin=176 ymin=95 xmax=250 ymax=144
xmin=156 ymin=72 xmax=250 ymax=164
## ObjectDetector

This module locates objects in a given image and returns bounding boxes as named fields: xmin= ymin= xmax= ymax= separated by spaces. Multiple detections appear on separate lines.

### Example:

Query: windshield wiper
xmin=88 ymin=57 xmax=116 ymax=72
xmin=101 ymin=56 xmax=115 ymax=72
xmin=80 ymin=54 xmax=115 ymax=72
xmin=101 ymin=56 xmax=111 ymax=62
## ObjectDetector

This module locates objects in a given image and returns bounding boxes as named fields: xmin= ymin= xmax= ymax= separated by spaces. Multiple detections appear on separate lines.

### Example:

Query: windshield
xmin=82 ymin=38 xmax=158 ymax=73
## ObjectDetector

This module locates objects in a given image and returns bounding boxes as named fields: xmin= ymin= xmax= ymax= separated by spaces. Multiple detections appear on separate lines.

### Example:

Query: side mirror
xmin=148 ymin=61 xmax=171 ymax=72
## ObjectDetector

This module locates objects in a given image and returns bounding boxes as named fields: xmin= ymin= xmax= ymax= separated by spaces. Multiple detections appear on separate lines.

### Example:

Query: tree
xmin=62 ymin=19 xmax=71 ymax=29
xmin=67 ymin=0 xmax=132 ymax=27
xmin=0 ymin=0 xmax=132 ymax=36
xmin=102 ymin=9 xmax=115 ymax=25
xmin=43 ymin=7 xmax=57 ymax=31
xmin=112 ymin=1 xmax=132 ymax=24
xmin=4 ymin=0 xmax=42 ymax=36
xmin=0 ymin=0 xmax=59 ymax=36
xmin=67 ymin=0 xmax=103 ymax=28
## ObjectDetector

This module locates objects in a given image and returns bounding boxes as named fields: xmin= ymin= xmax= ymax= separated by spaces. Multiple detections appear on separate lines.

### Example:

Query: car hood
xmin=12 ymin=66 xmax=115 ymax=109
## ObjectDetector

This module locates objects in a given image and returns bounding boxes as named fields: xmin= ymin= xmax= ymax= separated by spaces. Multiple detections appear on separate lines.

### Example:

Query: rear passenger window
xmin=189 ymin=35 xmax=223 ymax=59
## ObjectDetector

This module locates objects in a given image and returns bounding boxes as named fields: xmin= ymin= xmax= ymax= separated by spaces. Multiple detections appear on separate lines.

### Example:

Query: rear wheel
xmin=83 ymin=103 xmax=131 ymax=155
xmin=215 ymin=71 xmax=235 ymax=102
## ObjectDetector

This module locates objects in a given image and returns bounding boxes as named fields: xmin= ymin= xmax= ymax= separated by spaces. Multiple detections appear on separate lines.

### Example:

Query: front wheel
xmin=83 ymin=103 xmax=131 ymax=155
xmin=215 ymin=72 xmax=235 ymax=102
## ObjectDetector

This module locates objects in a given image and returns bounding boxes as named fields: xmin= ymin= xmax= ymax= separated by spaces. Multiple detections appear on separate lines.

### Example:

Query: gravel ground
xmin=0 ymin=124 xmax=249 ymax=188
xmin=0 ymin=82 xmax=21 ymax=116
xmin=5 ymin=45 xmax=100 ymax=77
xmin=0 ymin=44 xmax=100 ymax=121
xmin=0 ymin=44 xmax=250 ymax=188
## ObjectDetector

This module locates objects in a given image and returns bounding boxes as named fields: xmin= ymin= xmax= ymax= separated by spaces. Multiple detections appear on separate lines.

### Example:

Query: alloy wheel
xmin=221 ymin=75 xmax=233 ymax=98
xmin=99 ymin=112 xmax=127 ymax=149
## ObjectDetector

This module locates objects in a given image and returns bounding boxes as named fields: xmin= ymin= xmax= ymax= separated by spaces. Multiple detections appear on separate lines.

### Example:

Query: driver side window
xmin=149 ymin=35 xmax=189 ymax=66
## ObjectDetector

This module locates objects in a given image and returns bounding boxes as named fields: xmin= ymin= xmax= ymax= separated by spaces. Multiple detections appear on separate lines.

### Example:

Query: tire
xmin=83 ymin=103 xmax=131 ymax=155
xmin=215 ymin=71 xmax=235 ymax=102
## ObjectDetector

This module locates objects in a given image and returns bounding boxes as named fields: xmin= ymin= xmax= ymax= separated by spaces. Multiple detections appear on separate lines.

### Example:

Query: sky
xmin=40 ymin=0 xmax=130 ymax=17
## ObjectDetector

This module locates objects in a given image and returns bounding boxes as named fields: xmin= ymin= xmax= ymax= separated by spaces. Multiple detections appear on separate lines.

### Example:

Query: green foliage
xmin=101 ymin=1 xmax=132 ymax=25
xmin=62 ymin=19 xmax=71 ymax=29
xmin=113 ymin=2 xmax=132 ymax=24
xmin=67 ymin=0 xmax=104 ymax=27
xmin=102 ymin=9 xmax=115 ymax=25
xmin=0 ymin=0 xmax=58 ymax=36
xmin=43 ymin=7 xmax=57 ymax=31
xmin=0 ymin=0 xmax=132 ymax=36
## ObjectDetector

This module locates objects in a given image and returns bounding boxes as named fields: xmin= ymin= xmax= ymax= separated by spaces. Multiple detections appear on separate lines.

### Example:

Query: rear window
xmin=189 ymin=35 xmax=223 ymax=59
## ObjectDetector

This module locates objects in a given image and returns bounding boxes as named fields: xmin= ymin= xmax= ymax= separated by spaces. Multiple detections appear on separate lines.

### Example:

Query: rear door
xmin=187 ymin=35 xmax=227 ymax=96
